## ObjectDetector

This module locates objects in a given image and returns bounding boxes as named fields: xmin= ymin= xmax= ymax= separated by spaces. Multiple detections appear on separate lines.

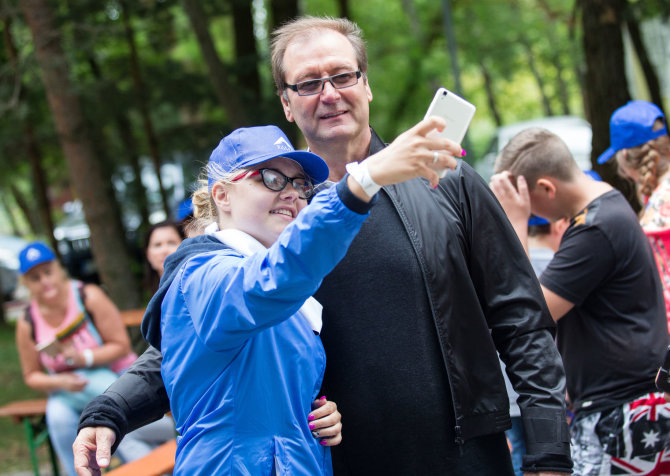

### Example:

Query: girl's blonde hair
xmin=615 ymin=134 xmax=670 ymax=198
xmin=185 ymin=164 xmax=250 ymax=237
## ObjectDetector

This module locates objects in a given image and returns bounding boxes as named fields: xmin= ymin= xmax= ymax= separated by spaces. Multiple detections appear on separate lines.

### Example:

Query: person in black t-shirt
xmin=490 ymin=127 xmax=670 ymax=476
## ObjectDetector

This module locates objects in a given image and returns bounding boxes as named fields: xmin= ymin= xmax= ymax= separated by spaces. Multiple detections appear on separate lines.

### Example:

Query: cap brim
xmin=597 ymin=147 xmax=616 ymax=164
xmin=20 ymin=256 xmax=55 ymax=274
xmin=265 ymin=150 xmax=330 ymax=184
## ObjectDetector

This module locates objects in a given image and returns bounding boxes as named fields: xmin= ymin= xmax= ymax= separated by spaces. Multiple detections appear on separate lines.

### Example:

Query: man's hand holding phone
xmin=362 ymin=116 xmax=463 ymax=192
xmin=424 ymin=88 xmax=476 ymax=178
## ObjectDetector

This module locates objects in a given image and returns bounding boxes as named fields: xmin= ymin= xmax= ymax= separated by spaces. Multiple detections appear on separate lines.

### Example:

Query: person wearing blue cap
xmin=597 ymin=100 xmax=668 ymax=168
xmin=599 ymin=101 xmax=670 ymax=334
xmin=77 ymin=124 xmax=453 ymax=475
xmin=15 ymin=242 xmax=175 ymax=476
xmin=490 ymin=127 xmax=670 ymax=476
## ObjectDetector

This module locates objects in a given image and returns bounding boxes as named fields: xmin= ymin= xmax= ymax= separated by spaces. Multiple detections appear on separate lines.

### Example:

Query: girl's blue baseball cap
xmin=597 ymin=101 xmax=668 ymax=164
xmin=19 ymin=241 xmax=56 ymax=274
xmin=207 ymin=126 xmax=329 ymax=189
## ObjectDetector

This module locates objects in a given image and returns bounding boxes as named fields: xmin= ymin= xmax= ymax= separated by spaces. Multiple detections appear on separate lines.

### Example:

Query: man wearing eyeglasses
xmin=75 ymin=16 xmax=571 ymax=476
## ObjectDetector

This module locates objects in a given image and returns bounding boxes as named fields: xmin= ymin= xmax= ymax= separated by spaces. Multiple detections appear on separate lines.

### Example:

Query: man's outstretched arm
xmin=74 ymin=346 xmax=169 ymax=474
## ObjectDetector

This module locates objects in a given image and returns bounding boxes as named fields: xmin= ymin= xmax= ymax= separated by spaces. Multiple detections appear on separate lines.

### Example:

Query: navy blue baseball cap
xmin=176 ymin=197 xmax=193 ymax=221
xmin=207 ymin=126 xmax=329 ymax=189
xmin=528 ymin=215 xmax=549 ymax=226
xmin=597 ymin=101 xmax=668 ymax=164
xmin=19 ymin=241 xmax=56 ymax=274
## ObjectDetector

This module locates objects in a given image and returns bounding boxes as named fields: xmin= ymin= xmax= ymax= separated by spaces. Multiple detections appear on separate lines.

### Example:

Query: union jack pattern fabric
xmin=571 ymin=392 xmax=670 ymax=475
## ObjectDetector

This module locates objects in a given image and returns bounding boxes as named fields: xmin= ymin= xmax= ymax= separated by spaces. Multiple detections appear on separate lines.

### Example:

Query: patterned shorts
xmin=570 ymin=392 xmax=670 ymax=475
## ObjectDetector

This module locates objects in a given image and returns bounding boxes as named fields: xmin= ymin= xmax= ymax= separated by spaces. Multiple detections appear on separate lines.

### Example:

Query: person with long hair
xmin=598 ymin=100 xmax=670 ymax=332
xmin=143 ymin=221 xmax=185 ymax=294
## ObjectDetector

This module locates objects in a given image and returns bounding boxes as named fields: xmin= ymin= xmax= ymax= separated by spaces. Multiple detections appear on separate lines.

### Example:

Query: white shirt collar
xmin=204 ymin=223 xmax=323 ymax=333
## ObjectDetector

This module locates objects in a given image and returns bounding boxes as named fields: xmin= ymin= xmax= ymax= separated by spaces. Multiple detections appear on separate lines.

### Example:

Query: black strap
xmin=23 ymin=305 xmax=36 ymax=342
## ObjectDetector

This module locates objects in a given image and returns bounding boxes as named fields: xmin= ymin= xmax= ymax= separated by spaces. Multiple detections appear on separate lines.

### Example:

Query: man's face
xmin=280 ymin=29 xmax=373 ymax=149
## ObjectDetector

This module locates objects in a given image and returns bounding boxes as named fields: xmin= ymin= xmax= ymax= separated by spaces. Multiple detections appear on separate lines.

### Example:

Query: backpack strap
xmin=73 ymin=281 xmax=93 ymax=321
xmin=23 ymin=305 xmax=36 ymax=342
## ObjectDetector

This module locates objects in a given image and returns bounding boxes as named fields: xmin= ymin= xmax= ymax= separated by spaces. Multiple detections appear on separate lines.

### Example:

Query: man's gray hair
xmin=271 ymin=16 xmax=368 ymax=98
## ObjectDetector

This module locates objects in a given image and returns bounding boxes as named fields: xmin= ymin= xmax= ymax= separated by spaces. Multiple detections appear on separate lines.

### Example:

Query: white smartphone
xmin=424 ymin=88 xmax=476 ymax=177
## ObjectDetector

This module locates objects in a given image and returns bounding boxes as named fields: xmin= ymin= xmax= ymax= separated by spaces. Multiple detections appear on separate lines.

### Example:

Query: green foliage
xmin=0 ymin=1 xmax=665 ymax=229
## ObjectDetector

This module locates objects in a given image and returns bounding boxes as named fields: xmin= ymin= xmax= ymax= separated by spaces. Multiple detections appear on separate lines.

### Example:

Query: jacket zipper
xmin=383 ymin=185 xmax=464 ymax=449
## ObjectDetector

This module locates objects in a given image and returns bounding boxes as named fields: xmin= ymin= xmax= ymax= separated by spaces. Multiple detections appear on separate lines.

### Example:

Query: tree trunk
xmin=120 ymin=0 xmax=170 ymax=218
xmin=4 ymin=13 xmax=58 ymax=252
xmin=20 ymin=0 xmax=142 ymax=309
xmin=182 ymin=0 xmax=250 ymax=127
xmin=269 ymin=0 xmax=299 ymax=28
xmin=550 ymin=53 xmax=572 ymax=116
xmin=580 ymin=0 xmax=638 ymax=210
xmin=480 ymin=62 xmax=502 ymax=127
xmin=25 ymin=123 xmax=60 ymax=253
xmin=336 ymin=0 xmax=350 ymax=19
xmin=625 ymin=15 xmax=665 ymax=115
xmin=523 ymin=40 xmax=554 ymax=117
xmin=86 ymin=56 xmax=150 ymax=233
xmin=231 ymin=0 xmax=260 ymax=100
xmin=0 ymin=193 xmax=22 ymax=236
xmin=10 ymin=184 xmax=41 ymax=235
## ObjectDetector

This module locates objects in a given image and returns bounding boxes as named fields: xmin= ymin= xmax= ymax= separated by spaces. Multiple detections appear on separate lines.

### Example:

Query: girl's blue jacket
xmin=144 ymin=182 xmax=371 ymax=475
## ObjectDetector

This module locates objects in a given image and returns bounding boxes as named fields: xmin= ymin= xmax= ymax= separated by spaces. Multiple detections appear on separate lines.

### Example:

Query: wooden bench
xmin=120 ymin=308 xmax=145 ymax=328
xmin=0 ymin=398 xmax=60 ymax=476
xmin=106 ymin=438 xmax=176 ymax=476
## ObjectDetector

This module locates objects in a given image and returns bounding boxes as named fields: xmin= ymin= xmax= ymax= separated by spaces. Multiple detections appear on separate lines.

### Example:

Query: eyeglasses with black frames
xmin=231 ymin=168 xmax=315 ymax=199
xmin=285 ymin=71 xmax=362 ymax=97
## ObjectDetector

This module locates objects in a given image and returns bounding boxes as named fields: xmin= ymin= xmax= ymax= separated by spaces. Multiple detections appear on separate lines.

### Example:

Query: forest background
xmin=0 ymin=0 xmax=669 ymax=471
xmin=1 ymin=0 xmax=670 ymax=323
xmin=0 ymin=0 xmax=670 ymax=316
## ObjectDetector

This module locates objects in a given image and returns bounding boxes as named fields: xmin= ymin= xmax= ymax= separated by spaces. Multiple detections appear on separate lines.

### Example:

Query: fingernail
xmin=312 ymin=430 xmax=320 ymax=437
xmin=432 ymin=184 xmax=438 ymax=189
xmin=309 ymin=423 xmax=316 ymax=429
xmin=320 ymin=440 xmax=328 ymax=446
xmin=320 ymin=395 xmax=327 ymax=401
xmin=99 ymin=458 xmax=110 ymax=466
xmin=308 ymin=414 xmax=315 ymax=421
xmin=461 ymin=149 xmax=467 ymax=157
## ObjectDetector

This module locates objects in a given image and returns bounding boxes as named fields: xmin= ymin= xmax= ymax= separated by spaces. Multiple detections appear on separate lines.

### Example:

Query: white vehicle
xmin=0 ymin=234 xmax=28 ymax=301
xmin=475 ymin=116 xmax=593 ymax=181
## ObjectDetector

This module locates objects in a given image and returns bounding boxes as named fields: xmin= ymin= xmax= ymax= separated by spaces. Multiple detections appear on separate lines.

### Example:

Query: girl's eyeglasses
xmin=231 ymin=168 xmax=315 ymax=199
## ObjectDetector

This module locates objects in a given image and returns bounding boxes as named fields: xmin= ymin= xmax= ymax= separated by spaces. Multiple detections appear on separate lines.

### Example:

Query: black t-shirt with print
xmin=541 ymin=190 xmax=669 ymax=413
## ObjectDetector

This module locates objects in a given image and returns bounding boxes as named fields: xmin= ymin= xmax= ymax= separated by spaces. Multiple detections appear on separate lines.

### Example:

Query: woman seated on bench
xmin=15 ymin=242 xmax=174 ymax=476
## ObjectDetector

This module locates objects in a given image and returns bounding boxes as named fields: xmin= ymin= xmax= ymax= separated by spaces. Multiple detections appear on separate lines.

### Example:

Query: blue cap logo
xmin=19 ymin=241 xmax=56 ymax=274
xmin=207 ymin=126 xmax=329 ymax=190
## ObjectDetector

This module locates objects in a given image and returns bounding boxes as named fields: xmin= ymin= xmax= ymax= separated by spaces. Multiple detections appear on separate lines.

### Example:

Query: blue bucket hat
xmin=207 ymin=126 xmax=329 ymax=189
xmin=19 ymin=241 xmax=56 ymax=274
xmin=597 ymin=101 xmax=668 ymax=164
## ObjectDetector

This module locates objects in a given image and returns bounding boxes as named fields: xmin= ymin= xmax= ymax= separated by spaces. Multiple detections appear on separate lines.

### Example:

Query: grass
xmin=0 ymin=321 xmax=54 ymax=473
